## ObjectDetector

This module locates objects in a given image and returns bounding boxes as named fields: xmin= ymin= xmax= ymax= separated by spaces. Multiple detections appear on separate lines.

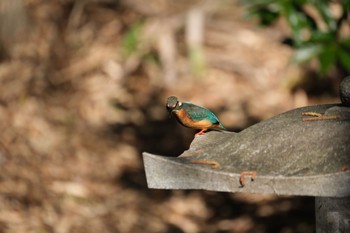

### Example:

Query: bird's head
xmin=166 ymin=96 xmax=182 ymax=113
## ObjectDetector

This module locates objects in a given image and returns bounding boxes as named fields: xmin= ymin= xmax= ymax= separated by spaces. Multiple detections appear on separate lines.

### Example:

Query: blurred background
xmin=0 ymin=0 xmax=349 ymax=232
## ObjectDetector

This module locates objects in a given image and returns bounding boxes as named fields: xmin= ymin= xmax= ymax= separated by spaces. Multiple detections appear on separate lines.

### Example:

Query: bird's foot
xmin=302 ymin=112 xmax=341 ymax=121
xmin=239 ymin=171 xmax=257 ymax=187
xmin=194 ymin=129 xmax=207 ymax=137
xmin=191 ymin=159 xmax=220 ymax=169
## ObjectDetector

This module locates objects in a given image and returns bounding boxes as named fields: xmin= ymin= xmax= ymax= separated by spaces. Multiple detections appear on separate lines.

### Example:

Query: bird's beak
xmin=168 ymin=109 xmax=173 ymax=118
xmin=166 ymin=103 xmax=177 ymax=117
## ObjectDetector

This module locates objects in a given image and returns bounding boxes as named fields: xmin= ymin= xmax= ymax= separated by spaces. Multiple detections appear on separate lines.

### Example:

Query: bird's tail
xmin=213 ymin=122 xmax=227 ymax=131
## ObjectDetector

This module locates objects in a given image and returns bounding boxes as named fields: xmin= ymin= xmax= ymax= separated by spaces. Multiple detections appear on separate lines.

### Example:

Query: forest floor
xmin=0 ymin=0 xmax=342 ymax=233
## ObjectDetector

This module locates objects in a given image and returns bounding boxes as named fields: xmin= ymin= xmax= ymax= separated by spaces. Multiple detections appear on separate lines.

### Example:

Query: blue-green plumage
xmin=166 ymin=96 xmax=226 ymax=136
xmin=182 ymin=102 xmax=226 ymax=129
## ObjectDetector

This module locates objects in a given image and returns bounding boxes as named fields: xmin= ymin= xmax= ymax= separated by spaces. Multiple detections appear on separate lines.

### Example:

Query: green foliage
xmin=244 ymin=0 xmax=350 ymax=74
xmin=121 ymin=21 xmax=143 ymax=57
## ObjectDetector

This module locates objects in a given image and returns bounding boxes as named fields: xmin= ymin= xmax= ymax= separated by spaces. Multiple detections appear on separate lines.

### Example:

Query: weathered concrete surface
xmin=315 ymin=197 xmax=350 ymax=233
xmin=143 ymin=104 xmax=350 ymax=197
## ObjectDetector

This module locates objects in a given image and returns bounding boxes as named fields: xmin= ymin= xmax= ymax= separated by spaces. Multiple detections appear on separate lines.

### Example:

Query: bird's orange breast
xmin=175 ymin=109 xmax=213 ymax=130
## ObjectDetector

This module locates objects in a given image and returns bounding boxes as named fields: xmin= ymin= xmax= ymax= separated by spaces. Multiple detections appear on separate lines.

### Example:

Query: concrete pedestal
xmin=143 ymin=104 xmax=350 ymax=232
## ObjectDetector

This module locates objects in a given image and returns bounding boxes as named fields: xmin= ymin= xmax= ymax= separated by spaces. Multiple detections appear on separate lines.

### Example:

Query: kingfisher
xmin=166 ymin=96 xmax=226 ymax=136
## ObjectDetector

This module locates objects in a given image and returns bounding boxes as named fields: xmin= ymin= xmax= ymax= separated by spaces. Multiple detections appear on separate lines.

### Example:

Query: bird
xmin=302 ymin=76 xmax=350 ymax=121
xmin=166 ymin=96 xmax=226 ymax=137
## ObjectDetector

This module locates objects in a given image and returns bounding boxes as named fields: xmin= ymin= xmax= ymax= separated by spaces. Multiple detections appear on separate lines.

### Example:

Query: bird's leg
xmin=194 ymin=129 xmax=207 ymax=137
xmin=302 ymin=112 xmax=341 ymax=121
xmin=239 ymin=171 xmax=257 ymax=187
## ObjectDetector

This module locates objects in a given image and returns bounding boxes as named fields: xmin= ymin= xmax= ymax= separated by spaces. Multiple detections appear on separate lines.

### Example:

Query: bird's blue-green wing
xmin=182 ymin=102 xmax=220 ymax=124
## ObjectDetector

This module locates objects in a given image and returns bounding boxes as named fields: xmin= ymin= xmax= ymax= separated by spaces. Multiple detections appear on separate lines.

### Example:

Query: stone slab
xmin=143 ymin=104 xmax=350 ymax=197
